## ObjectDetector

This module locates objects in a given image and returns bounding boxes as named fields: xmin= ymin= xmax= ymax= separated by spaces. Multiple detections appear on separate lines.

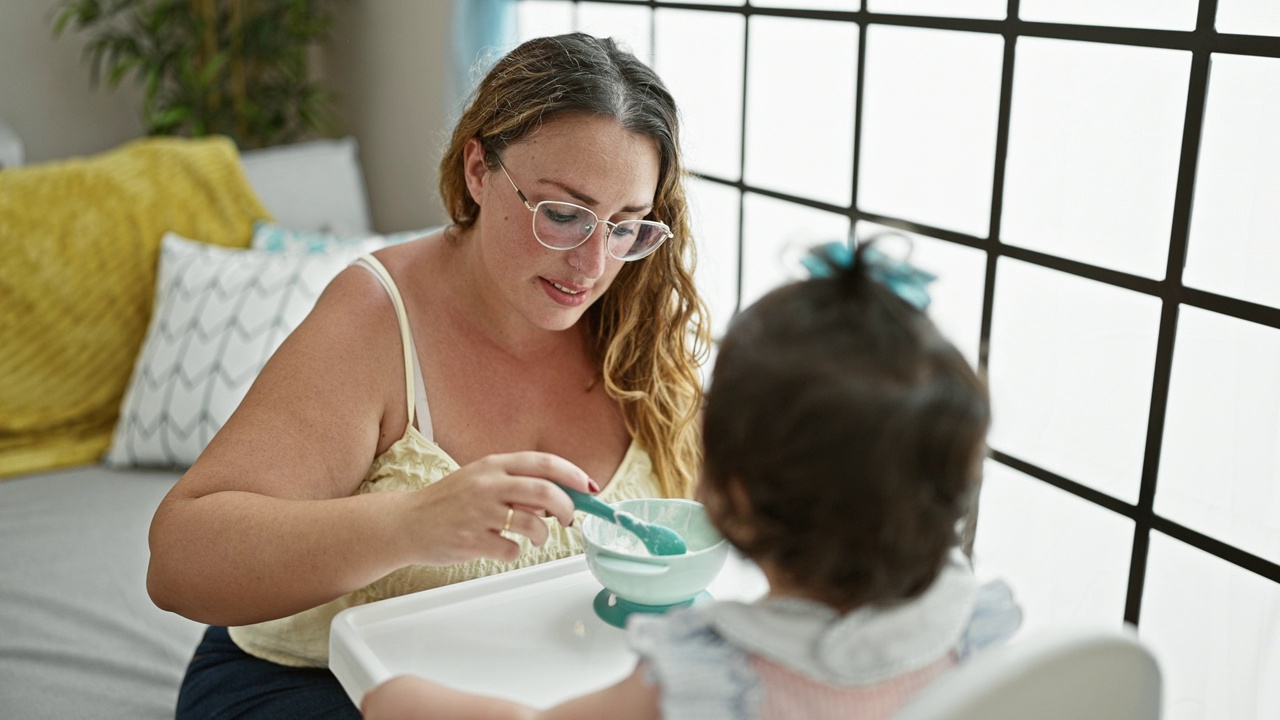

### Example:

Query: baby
xmin=361 ymin=240 xmax=1020 ymax=719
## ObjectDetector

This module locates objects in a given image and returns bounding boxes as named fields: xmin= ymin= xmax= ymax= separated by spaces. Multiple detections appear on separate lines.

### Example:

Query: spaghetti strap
xmin=350 ymin=255 xmax=433 ymax=440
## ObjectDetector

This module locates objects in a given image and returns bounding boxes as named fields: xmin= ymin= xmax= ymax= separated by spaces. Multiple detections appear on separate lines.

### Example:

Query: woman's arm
xmin=146 ymin=266 xmax=594 ymax=626
xmin=361 ymin=665 xmax=660 ymax=720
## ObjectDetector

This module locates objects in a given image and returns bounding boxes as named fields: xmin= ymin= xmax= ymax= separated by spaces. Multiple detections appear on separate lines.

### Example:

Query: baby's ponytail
xmin=800 ymin=238 xmax=937 ymax=312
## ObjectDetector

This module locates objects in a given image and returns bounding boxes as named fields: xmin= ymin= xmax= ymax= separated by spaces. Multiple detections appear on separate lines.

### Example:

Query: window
xmin=514 ymin=4 xmax=1280 ymax=716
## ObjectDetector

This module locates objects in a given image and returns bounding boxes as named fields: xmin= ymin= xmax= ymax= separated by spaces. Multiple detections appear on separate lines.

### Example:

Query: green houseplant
xmin=52 ymin=0 xmax=343 ymax=149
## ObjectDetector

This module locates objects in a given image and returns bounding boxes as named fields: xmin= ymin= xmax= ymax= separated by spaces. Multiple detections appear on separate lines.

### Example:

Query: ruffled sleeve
xmin=956 ymin=579 xmax=1023 ymax=659
xmin=627 ymin=606 xmax=764 ymax=720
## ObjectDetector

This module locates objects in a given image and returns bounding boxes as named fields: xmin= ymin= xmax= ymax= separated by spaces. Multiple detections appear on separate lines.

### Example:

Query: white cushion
xmin=105 ymin=233 xmax=376 ymax=468
xmin=239 ymin=136 xmax=372 ymax=234
xmin=0 ymin=119 xmax=22 ymax=168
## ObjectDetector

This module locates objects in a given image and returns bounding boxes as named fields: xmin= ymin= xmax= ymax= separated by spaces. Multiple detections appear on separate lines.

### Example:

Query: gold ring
xmin=501 ymin=506 xmax=515 ymax=534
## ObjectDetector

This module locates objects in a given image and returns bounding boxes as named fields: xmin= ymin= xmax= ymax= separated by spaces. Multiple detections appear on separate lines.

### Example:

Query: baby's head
xmin=701 ymin=240 xmax=990 ymax=611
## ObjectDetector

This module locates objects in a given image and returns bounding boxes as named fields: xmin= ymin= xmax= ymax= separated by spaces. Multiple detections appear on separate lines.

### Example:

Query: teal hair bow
xmin=800 ymin=240 xmax=937 ymax=311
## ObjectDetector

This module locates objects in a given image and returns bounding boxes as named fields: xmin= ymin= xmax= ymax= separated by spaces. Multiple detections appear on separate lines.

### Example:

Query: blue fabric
xmin=803 ymin=240 xmax=938 ymax=310
xmin=630 ymin=608 xmax=763 ymax=720
xmin=176 ymin=625 xmax=360 ymax=720
xmin=250 ymin=220 xmax=431 ymax=253
xmin=449 ymin=0 xmax=518 ymax=121
xmin=956 ymin=580 xmax=1023 ymax=659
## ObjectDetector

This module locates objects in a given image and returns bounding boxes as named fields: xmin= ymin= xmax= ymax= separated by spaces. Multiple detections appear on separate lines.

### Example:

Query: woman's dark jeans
xmin=177 ymin=625 xmax=361 ymax=719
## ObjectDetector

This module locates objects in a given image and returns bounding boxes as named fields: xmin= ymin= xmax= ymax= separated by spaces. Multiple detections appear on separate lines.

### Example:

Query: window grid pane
xmin=1001 ymin=38 xmax=1191 ymax=279
xmin=855 ymin=221 xmax=987 ymax=367
xmin=1185 ymin=53 xmax=1280 ymax=309
xmin=517 ymin=0 xmax=574 ymax=42
xmin=653 ymin=9 xmax=745 ymax=181
xmin=1140 ymin=532 xmax=1280 ymax=719
xmin=741 ymin=193 xmax=851 ymax=308
xmin=575 ymin=2 xmax=651 ymax=66
xmin=1018 ymin=0 xmax=1198 ymax=31
xmin=513 ymin=5 xmax=1280 ymax=716
xmin=972 ymin=461 xmax=1134 ymax=638
xmin=743 ymin=16 xmax=857 ymax=207
xmin=987 ymin=259 xmax=1162 ymax=504
xmin=1217 ymin=0 xmax=1280 ymax=37
xmin=868 ymin=0 xmax=1005 ymax=20
xmin=687 ymin=178 xmax=743 ymax=341
xmin=858 ymin=24 xmax=1004 ymax=237
xmin=1157 ymin=306 xmax=1280 ymax=565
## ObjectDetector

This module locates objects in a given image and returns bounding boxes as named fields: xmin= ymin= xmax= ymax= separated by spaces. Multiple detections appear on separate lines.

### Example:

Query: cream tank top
xmin=229 ymin=255 xmax=663 ymax=668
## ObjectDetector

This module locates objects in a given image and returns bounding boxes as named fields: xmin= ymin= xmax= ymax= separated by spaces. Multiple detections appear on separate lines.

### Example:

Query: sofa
xmin=0 ymin=132 xmax=426 ymax=719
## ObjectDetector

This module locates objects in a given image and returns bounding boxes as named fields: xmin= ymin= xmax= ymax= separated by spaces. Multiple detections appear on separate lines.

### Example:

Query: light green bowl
xmin=582 ymin=498 xmax=728 ymax=607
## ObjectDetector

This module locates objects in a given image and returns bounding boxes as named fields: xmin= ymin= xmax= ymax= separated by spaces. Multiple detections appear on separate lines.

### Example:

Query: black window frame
xmin=517 ymin=0 xmax=1280 ymax=626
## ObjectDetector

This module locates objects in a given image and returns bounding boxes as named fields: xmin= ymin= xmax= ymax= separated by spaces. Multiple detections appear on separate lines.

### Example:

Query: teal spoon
xmin=559 ymin=485 xmax=688 ymax=556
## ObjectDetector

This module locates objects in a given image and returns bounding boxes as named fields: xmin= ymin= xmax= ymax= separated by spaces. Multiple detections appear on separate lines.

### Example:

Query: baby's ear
xmin=704 ymin=476 xmax=757 ymax=545
xmin=726 ymin=479 xmax=755 ymax=523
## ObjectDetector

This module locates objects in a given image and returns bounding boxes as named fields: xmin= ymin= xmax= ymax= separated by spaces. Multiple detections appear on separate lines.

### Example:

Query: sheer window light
xmin=744 ymin=16 xmax=857 ymax=208
xmin=1019 ymin=0 xmax=1198 ymax=32
xmin=1185 ymin=53 xmax=1280 ymax=310
xmin=1002 ymin=38 xmax=1190 ymax=279
xmin=517 ymin=0 xmax=574 ymax=42
xmin=576 ymin=2 xmax=651 ymax=66
xmin=986 ymin=259 xmax=1162 ymax=503
xmin=858 ymin=24 xmax=1004 ymax=237
xmin=867 ymin=0 xmax=1005 ymax=20
xmin=741 ymin=193 xmax=851 ymax=308
xmin=1157 ymin=306 xmax=1280 ymax=565
xmin=973 ymin=461 xmax=1134 ymax=638
xmin=1217 ymin=0 xmax=1280 ymax=37
xmin=1141 ymin=533 xmax=1280 ymax=720
xmin=856 ymin=221 xmax=987 ymax=368
xmin=654 ymin=10 xmax=745 ymax=181
xmin=687 ymin=178 xmax=743 ymax=341
xmin=753 ymin=0 xmax=860 ymax=10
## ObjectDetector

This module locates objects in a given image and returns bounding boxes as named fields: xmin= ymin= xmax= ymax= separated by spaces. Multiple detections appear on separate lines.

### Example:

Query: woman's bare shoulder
xmin=174 ymin=263 xmax=411 ymax=500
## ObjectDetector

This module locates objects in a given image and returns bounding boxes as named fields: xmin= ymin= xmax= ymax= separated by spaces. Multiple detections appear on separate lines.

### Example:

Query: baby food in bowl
xmin=582 ymin=498 xmax=728 ymax=627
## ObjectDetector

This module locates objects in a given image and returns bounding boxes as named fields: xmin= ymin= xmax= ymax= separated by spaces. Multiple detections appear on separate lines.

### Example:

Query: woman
xmin=148 ymin=33 xmax=710 ymax=718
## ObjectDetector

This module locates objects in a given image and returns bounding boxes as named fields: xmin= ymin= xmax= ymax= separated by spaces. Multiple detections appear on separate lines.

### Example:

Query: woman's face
xmin=464 ymin=114 xmax=662 ymax=333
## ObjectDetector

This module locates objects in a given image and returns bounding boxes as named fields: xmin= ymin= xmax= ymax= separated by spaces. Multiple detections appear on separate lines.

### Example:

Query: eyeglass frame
xmin=493 ymin=156 xmax=674 ymax=262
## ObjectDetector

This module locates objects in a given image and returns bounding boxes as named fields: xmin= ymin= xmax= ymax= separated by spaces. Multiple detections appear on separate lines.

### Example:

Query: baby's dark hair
xmin=701 ymin=240 xmax=990 ymax=611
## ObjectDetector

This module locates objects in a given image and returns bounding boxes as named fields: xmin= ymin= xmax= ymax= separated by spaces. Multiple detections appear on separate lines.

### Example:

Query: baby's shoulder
xmin=627 ymin=604 xmax=761 ymax=720
xmin=628 ymin=602 xmax=722 ymax=649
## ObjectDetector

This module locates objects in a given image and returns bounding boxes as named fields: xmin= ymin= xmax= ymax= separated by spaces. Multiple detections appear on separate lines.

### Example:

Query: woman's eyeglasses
xmin=495 ymin=158 xmax=672 ymax=261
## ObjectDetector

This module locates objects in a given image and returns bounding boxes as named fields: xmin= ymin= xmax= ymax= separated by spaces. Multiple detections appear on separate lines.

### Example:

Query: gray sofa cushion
xmin=0 ymin=465 xmax=203 ymax=719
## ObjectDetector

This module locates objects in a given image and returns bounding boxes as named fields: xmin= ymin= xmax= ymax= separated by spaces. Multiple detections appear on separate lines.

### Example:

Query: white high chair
xmin=894 ymin=628 xmax=1162 ymax=720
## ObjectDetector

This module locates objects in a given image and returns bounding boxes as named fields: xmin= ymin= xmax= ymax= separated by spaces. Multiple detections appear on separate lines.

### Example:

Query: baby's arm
xmin=360 ymin=675 xmax=535 ymax=720
xmin=360 ymin=665 xmax=659 ymax=720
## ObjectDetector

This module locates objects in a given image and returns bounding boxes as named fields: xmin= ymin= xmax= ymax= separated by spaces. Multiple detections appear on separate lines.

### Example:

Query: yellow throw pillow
xmin=0 ymin=136 xmax=270 ymax=479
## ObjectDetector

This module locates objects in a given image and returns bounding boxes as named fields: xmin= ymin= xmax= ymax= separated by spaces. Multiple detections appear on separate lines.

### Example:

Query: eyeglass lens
xmin=533 ymin=202 xmax=668 ymax=260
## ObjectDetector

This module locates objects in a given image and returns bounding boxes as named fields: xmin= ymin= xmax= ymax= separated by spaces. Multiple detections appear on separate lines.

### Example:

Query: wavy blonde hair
xmin=438 ymin=33 xmax=710 ymax=498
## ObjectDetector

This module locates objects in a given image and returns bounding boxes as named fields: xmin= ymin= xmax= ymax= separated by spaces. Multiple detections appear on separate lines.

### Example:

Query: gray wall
xmin=325 ymin=0 xmax=453 ymax=233
xmin=0 ymin=1 xmax=146 ymax=163
xmin=0 ymin=0 xmax=453 ymax=233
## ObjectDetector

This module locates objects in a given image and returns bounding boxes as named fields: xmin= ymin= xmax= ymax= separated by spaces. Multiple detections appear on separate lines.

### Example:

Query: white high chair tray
xmin=330 ymin=552 xmax=768 ymax=709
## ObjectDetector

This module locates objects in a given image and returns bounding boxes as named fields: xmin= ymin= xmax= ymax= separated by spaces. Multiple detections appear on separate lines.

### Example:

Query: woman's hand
xmin=395 ymin=451 xmax=600 ymax=566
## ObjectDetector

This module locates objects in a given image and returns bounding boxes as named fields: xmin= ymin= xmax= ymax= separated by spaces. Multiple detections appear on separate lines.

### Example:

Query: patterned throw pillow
xmin=250 ymin=220 xmax=434 ymax=253
xmin=104 ymin=232 xmax=378 ymax=468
